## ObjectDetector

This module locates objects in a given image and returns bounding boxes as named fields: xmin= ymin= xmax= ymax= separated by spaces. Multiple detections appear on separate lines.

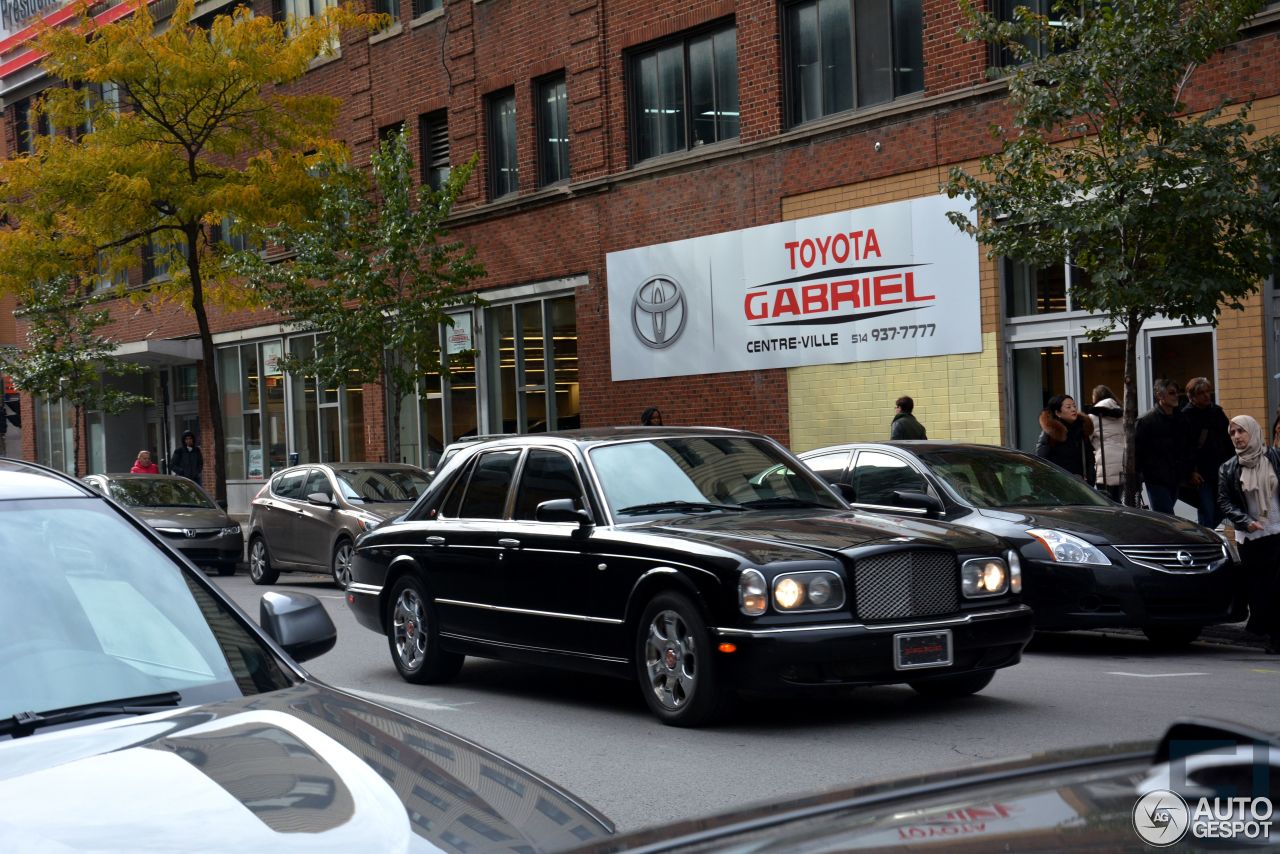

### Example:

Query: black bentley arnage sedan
xmin=346 ymin=428 xmax=1034 ymax=726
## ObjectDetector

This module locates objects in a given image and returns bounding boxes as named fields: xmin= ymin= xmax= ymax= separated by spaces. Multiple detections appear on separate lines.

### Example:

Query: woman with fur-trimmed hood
xmin=1035 ymin=393 xmax=1095 ymax=484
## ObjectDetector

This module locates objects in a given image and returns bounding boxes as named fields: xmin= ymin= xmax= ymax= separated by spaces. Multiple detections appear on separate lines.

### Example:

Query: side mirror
xmin=893 ymin=490 xmax=944 ymax=516
xmin=535 ymin=498 xmax=594 ymax=527
xmin=260 ymin=591 xmax=337 ymax=662
xmin=307 ymin=492 xmax=337 ymax=508
xmin=835 ymin=482 xmax=856 ymax=502
xmin=216 ymin=498 xmax=228 ymax=511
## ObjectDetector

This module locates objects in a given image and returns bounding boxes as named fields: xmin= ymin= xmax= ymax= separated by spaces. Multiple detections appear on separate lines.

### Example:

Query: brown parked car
xmin=247 ymin=462 xmax=431 ymax=587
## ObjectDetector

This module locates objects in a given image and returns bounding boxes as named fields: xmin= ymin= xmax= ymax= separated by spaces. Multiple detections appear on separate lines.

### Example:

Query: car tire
xmin=331 ymin=539 xmax=354 ymax=588
xmin=387 ymin=575 xmax=463 ymax=684
xmin=635 ymin=592 xmax=726 ymax=727
xmin=1143 ymin=624 xmax=1202 ymax=648
xmin=248 ymin=536 xmax=280 ymax=585
xmin=909 ymin=669 xmax=995 ymax=698
xmin=215 ymin=561 xmax=237 ymax=577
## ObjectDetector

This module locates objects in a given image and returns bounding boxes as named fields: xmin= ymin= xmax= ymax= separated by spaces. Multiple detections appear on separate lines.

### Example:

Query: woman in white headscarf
xmin=1218 ymin=414 xmax=1280 ymax=653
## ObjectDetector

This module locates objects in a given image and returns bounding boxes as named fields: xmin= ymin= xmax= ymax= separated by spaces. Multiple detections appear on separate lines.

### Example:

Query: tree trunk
xmin=186 ymin=223 xmax=227 ymax=504
xmin=1121 ymin=313 xmax=1143 ymax=506
xmin=73 ymin=402 xmax=82 ymax=478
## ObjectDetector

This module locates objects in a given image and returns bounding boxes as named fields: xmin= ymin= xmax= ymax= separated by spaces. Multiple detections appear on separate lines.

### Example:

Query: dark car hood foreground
xmin=975 ymin=505 xmax=1217 ymax=545
xmin=0 ymin=682 xmax=612 ymax=852
xmin=643 ymin=509 xmax=1007 ymax=563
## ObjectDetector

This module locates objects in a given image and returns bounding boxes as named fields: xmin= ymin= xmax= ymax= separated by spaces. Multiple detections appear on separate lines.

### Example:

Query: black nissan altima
xmin=346 ymin=428 xmax=1034 ymax=727
xmin=0 ymin=458 xmax=612 ymax=851
xmin=798 ymin=442 xmax=1235 ymax=646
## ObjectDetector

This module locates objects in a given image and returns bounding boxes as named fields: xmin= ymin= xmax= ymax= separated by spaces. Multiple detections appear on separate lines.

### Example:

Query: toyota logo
xmin=1176 ymin=550 xmax=1193 ymax=567
xmin=631 ymin=275 xmax=687 ymax=350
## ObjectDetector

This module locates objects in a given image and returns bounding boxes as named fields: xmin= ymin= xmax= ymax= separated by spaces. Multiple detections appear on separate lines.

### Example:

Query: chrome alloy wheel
xmin=643 ymin=609 xmax=698 ymax=711
xmin=332 ymin=541 xmax=354 ymax=588
xmin=393 ymin=586 xmax=429 ymax=671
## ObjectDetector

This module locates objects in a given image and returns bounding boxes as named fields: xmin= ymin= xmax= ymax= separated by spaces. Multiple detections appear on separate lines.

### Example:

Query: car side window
xmin=513 ymin=449 xmax=584 ymax=520
xmin=273 ymin=470 xmax=306 ymax=500
xmin=851 ymin=451 xmax=927 ymax=506
xmin=805 ymin=451 xmax=851 ymax=485
xmin=457 ymin=450 xmax=520 ymax=519
xmin=303 ymin=469 xmax=332 ymax=500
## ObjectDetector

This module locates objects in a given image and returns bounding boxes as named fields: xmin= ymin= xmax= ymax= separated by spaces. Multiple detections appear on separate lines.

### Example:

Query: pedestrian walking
xmin=1036 ymin=393 xmax=1095 ymax=483
xmin=1181 ymin=378 xmax=1233 ymax=527
xmin=1135 ymin=378 xmax=1189 ymax=514
xmin=130 ymin=449 xmax=159 ymax=474
xmin=889 ymin=396 xmax=927 ymax=440
xmin=1087 ymin=385 xmax=1124 ymax=500
xmin=170 ymin=429 xmax=203 ymax=486
xmin=1217 ymin=414 xmax=1280 ymax=654
xmin=640 ymin=406 xmax=663 ymax=426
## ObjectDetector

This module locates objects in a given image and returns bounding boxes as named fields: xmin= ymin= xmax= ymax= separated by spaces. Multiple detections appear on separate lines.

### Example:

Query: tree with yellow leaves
xmin=0 ymin=0 xmax=380 ymax=500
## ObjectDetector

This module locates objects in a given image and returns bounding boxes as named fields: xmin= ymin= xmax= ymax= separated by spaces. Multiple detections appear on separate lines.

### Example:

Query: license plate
xmin=894 ymin=629 xmax=953 ymax=670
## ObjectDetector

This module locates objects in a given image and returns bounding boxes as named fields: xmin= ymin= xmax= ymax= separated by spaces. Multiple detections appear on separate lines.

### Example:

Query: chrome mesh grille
xmin=854 ymin=549 xmax=959 ymax=621
xmin=1113 ymin=544 xmax=1225 ymax=573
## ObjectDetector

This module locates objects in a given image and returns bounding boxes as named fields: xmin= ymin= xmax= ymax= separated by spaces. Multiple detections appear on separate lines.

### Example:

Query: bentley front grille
xmin=854 ymin=549 xmax=959 ymax=621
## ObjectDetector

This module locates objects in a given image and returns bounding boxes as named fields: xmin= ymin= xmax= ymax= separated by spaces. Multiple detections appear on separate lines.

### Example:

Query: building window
xmin=379 ymin=121 xmax=405 ymax=144
xmin=272 ymin=0 xmax=335 ymax=31
xmin=374 ymin=0 xmax=399 ymax=21
xmin=485 ymin=294 xmax=579 ymax=435
xmin=629 ymin=22 xmax=739 ymax=163
xmin=411 ymin=0 xmax=440 ymax=18
xmin=995 ymin=0 xmax=1069 ymax=66
xmin=419 ymin=110 xmax=450 ymax=191
xmin=536 ymin=74 xmax=569 ymax=186
xmin=487 ymin=89 xmax=518 ymax=199
xmin=1004 ymin=258 xmax=1094 ymax=318
xmin=34 ymin=396 xmax=74 ymax=474
xmin=784 ymin=0 xmax=922 ymax=126
xmin=142 ymin=234 xmax=172 ymax=282
xmin=211 ymin=215 xmax=256 ymax=254
xmin=15 ymin=97 xmax=53 ymax=155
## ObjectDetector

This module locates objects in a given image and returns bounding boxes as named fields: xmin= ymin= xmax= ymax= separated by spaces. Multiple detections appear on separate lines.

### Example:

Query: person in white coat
xmin=1088 ymin=385 xmax=1125 ymax=500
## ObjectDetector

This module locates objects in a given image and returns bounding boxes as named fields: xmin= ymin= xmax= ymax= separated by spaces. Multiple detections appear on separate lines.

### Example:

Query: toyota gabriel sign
xmin=606 ymin=194 xmax=980 ymax=381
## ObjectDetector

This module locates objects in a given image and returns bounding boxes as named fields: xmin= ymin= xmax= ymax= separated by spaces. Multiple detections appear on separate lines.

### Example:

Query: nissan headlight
xmin=739 ymin=569 xmax=767 ymax=616
xmin=1027 ymin=529 xmax=1111 ymax=565
xmin=961 ymin=558 xmax=1009 ymax=598
xmin=772 ymin=571 xmax=844 ymax=612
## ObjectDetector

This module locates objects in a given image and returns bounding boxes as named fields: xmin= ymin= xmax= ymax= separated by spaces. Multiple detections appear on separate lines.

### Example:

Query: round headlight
xmin=808 ymin=575 xmax=833 ymax=606
xmin=739 ymin=569 xmax=767 ymax=616
xmin=980 ymin=561 xmax=1006 ymax=591
xmin=774 ymin=577 xmax=805 ymax=610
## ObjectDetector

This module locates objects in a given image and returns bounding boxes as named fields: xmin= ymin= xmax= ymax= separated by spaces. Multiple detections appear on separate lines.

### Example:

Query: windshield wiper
xmin=1 ymin=691 xmax=182 ymax=739
xmin=738 ymin=497 xmax=828 ymax=509
xmin=617 ymin=500 xmax=744 ymax=515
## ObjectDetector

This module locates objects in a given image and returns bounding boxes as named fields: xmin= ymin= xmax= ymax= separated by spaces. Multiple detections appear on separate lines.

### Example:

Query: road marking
xmin=1106 ymin=671 xmax=1208 ymax=678
xmin=1249 ymin=668 xmax=1280 ymax=674
xmin=347 ymin=688 xmax=473 ymax=712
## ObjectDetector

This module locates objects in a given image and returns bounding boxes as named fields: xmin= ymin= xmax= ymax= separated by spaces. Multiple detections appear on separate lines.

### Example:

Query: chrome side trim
xmin=346 ymin=582 xmax=382 ymax=597
xmin=712 ymin=605 xmax=1030 ymax=637
xmin=435 ymin=597 xmax=625 ymax=625
xmin=440 ymin=632 xmax=628 ymax=664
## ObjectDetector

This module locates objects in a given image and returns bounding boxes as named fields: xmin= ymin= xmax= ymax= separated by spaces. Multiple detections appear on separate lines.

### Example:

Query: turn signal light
xmin=718 ymin=643 xmax=737 ymax=654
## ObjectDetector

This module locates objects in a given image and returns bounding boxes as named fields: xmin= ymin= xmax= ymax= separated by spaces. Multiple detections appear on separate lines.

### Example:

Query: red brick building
xmin=3 ymin=0 xmax=1279 ymax=514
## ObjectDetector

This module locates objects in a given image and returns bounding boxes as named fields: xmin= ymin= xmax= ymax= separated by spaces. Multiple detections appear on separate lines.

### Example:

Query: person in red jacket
xmin=130 ymin=449 xmax=159 ymax=474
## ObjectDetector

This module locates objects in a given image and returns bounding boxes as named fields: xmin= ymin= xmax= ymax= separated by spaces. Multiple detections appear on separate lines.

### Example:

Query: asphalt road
xmin=212 ymin=570 xmax=1280 ymax=835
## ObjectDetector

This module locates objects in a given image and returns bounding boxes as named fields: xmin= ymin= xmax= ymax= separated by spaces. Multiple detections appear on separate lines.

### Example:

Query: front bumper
xmin=711 ymin=605 xmax=1034 ymax=692
xmin=1021 ymin=559 xmax=1234 ymax=630
xmin=165 ymin=531 xmax=244 ymax=568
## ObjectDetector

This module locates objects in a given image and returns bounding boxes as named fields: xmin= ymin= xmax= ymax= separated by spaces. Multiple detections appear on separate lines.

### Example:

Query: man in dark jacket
xmin=1135 ymin=378 xmax=1189 ymax=515
xmin=890 ymin=396 xmax=928 ymax=440
xmin=1181 ymin=377 xmax=1233 ymax=527
xmin=170 ymin=430 xmax=203 ymax=486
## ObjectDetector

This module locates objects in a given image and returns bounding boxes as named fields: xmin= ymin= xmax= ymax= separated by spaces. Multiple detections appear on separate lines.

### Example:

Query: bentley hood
xmin=645 ymin=509 xmax=1007 ymax=564
xmin=0 ymin=683 xmax=612 ymax=853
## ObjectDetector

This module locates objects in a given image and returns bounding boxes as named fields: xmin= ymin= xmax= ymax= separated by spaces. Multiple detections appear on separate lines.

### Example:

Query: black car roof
xmin=465 ymin=426 xmax=769 ymax=448
xmin=0 ymin=458 xmax=97 ymax=500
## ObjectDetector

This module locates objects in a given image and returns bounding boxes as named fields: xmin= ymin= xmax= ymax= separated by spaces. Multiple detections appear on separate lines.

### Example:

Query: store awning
xmin=113 ymin=338 xmax=202 ymax=367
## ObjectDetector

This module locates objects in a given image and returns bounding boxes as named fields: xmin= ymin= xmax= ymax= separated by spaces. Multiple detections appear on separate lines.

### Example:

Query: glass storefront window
xmin=174 ymin=365 xmax=198 ymax=403
xmin=548 ymin=296 xmax=579 ymax=429
xmin=1005 ymin=259 xmax=1068 ymax=317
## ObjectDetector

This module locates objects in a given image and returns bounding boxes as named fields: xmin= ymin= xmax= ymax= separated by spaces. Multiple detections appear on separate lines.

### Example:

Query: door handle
xmin=425 ymin=536 xmax=445 ymax=546
xmin=497 ymin=538 xmax=521 ymax=549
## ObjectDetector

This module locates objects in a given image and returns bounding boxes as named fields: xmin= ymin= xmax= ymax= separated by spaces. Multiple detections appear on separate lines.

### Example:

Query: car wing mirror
xmin=535 ymin=498 xmax=594 ymax=528
xmin=834 ymin=482 xmax=856 ymax=502
xmin=216 ymin=498 xmax=228 ymax=511
xmin=260 ymin=591 xmax=337 ymax=663
xmin=893 ymin=490 xmax=944 ymax=516
xmin=306 ymin=492 xmax=337 ymax=508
